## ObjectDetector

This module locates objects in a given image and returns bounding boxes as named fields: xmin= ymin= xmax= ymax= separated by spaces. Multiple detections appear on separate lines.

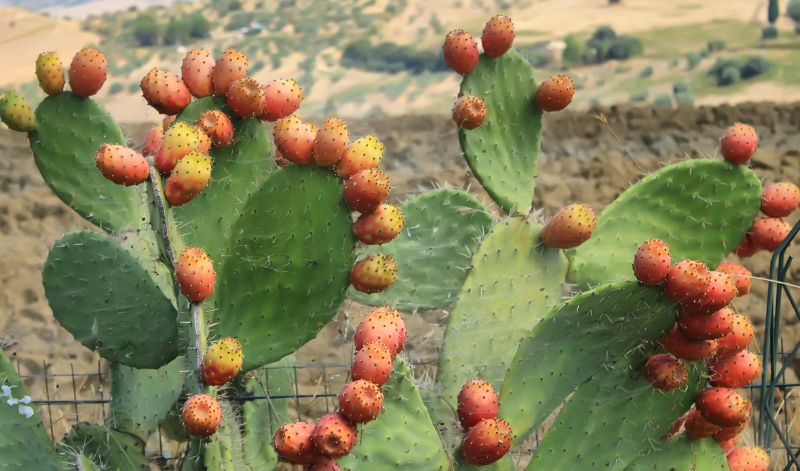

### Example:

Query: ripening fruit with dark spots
xmin=227 ymin=77 xmax=266 ymax=118
xmin=354 ymin=306 xmax=406 ymax=357
xmin=338 ymin=380 xmax=383 ymax=424
xmin=197 ymin=110 xmax=234 ymax=149
xmin=350 ymin=341 xmax=393 ymax=387
xmin=727 ymin=446 xmax=770 ymax=471
xmin=307 ymin=458 xmax=341 ymax=470
xmin=311 ymin=412 xmax=357 ymax=459
xmin=536 ymin=75 xmax=574 ymax=112
xmin=0 ymin=91 xmax=36 ymax=133
xmin=714 ymin=422 xmax=746 ymax=442
xmin=684 ymin=408 xmax=720 ymax=439
xmin=350 ymin=254 xmax=397 ymax=294
xmin=181 ymin=48 xmax=215 ymax=98
xmin=94 ymin=144 xmax=150 ymax=186
xmin=36 ymin=52 xmax=65 ymax=96
xmin=664 ymin=260 xmax=711 ymax=304
xmin=682 ymin=271 xmax=737 ymax=315
xmin=452 ymin=95 xmax=486 ymax=130
xmin=260 ymin=79 xmax=303 ymax=122
xmin=760 ymin=182 xmax=799 ymax=218
xmin=642 ymin=354 xmax=687 ymax=391
xmin=541 ymin=204 xmax=596 ymax=249
xmin=140 ymin=68 xmax=192 ymax=116
xmin=176 ymin=247 xmax=215 ymax=302
xmin=481 ymin=15 xmax=515 ymax=57
xmin=68 ymin=47 xmax=107 ymax=98
xmin=632 ymin=238 xmax=671 ymax=285
xmin=715 ymin=312 xmax=755 ymax=359
xmin=165 ymin=152 xmax=212 ymax=206
xmin=336 ymin=135 xmax=384 ymax=180
xmin=715 ymin=262 xmax=752 ymax=296
xmin=720 ymin=123 xmax=757 ymax=165
xmin=457 ymin=379 xmax=499 ymax=430
xmin=353 ymin=204 xmax=405 ymax=245
xmin=273 ymin=116 xmax=315 ymax=165
xmin=661 ymin=324 xmax=717 ymax=361
xmin=313 ymin=117 xmax=349 ymax=167
xmin=272 ymin=421 xmax=319 ymax=465
xmin=678 ymin=306 xmax=734 ymax=341
xmin=733 ymin=234 xmax=759 ymax=257
xmin=749 ymin=217 xmax=791 ymax=252
xmin=342 ymin=168 xmax=391 ymax=213
xmin=194 ymin=125 xmax=212 ymax=153
xmin=695 ymin=387 xmax=752 ymax=428
xmin=201 ymin=337 xmax=243 ymax=386
xmin=708 ymin=350 xmax=762 ymax=389
xmin=182 ymin=393 xmax=222 ymax=437
xmin=212 ymin=48 xmax=247 ymax=97
xmin=443 ymin=30 xmax=479 ymax=74
xmin=154 ymin=121 xmax=199 ymax=174
xmin=717 ymin=436 xmax=737 ymax=455
xmin=142 ymin=124 xmax=164 ymax=157
xmin=460 ymin=417 xmax=513 ymax=466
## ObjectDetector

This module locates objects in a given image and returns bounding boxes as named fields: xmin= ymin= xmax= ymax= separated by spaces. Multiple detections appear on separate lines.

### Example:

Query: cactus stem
xmin=147 ymin=161 xmax=177 ymax=265
xmin=192 ymin=303 xmax=207 ymax=392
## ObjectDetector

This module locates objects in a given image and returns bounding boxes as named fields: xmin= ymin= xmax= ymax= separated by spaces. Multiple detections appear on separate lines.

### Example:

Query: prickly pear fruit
xmin=664 ymin=260 xmax=711 ymax=303
xmin=194 ymin=126 xmax=212 ymax=153
xmin=541 ymin=203 xmax=596 ymax=249
xmin=275 ymin=149 xmax=290 ymax=168
xmin=660 ymin=414 xmax=685 ymax=440
xmin=481 ymin=15 xmax=515 ymax=57
xmin=749 ymin=217 xmax=791 ymax=252
xmin=717 ymin=437 xmax=737 ymax=455
xmin=94 ymin=144 xmax=150 ymax=186
xmin=311 ymin=412 xmax=357 ymax=460
xmin=720 ymin=123 xmax=758 ymax=165
xmin=642 ymin=354 xmax=687 ymax=391
xmin=727 ymin=446 xmax=769 ymax=471
xmin=683 ymin=271 xmax=738 ymax=315
xmin=354 ymin=306 xmax=406 ymax=358
xmin=227 ymin=77 xmax=265 ymax=118
xmin=68 ymin=47 xmax=106 ymax=98
xmin=273 ymin=115 xmax=315 ymax=165
xmin=176 ymin=247 xmax=215 ymax=302
xmin=343 ymin=168 xmax=391 ymax=213
xmin=140 ymin=68 xmax=191 ymax=115
xmin=260 ymin=79 xmax=303 ymax=122
xmin=36 ymin=52 xmax=65 ymax=96
xmin=163 ymin=114 xmax=176 ymax=130
xmin=197 ymin=110 xmax=234 ymax=149
xmin=452 ymin=95 xmax=487 ymax=130
xmin=661 ymin=324 xmax=717 ymax=361
xmin=306 ymin=121 xmax=319 ymax=137
xmin=306 ymin=458 xmax=341 ymax=471
xmin=0 ymin=91 xmax=36 ymax=132
xmin=632 ymin=238 xmax=671 ymax=285
xmin=201 ymin=337 xmax=243 ymax=386
xmin=273 ymin=421 xmax=319 ymax=465
xmin=457 ymin=379 xmax=499 ymax=431
xmin=733 ymin=235 xmax=759 ymax=257
xmin=154 ymin=121 xmax=199 ymax=174
xmin=181 ymin=48 xmax=215 ymax=98
xmin=164 ymin=152 xmax=212 ymax=206
xmin=695 ymin=387 xmax=752 ymax=428
xmin=350 ymin=254 xmax=397 ymax=294
xmin=715 ymin=262 xmax=752 ymax=296
xmin=212 ymin=48 xmax=247 ymax=96
xmin=760 ymin=182 xmax=799 ymax=218
xmin=714 ymin=422 xmax=746 ymax=442
xmin=313 ymin=117 xmax=349 ymax=167
xmin=350 ymin=341 xmax=393 ymax=387
xmin=443 ymin=30 xmax=479 ymax=75
xmin=685 ymin=409 xmax=721 ymax=439
xmin=353 ymin=204 xmax=405 ymax=245
xmin=678 ymin=307 xmax=734 ymax=341
xmin=708 ymin=350 xmax=762 ymax=389
xmin=715 ymin=313 xmax=755 ymax=359
xmin=336 ymin=135 xmax=384 ymax=180
xmin=142 ymin=124 xmax=164 ymax=157
xmin=338 ymin=380 xmax=384 ymax=424
xmin=536 ymin=75 xmax=575 ymax=112
xmin=182 ymin=393 xmax=222 ymax=437
xmin=460 ymin=417 xmax=513 ymax=466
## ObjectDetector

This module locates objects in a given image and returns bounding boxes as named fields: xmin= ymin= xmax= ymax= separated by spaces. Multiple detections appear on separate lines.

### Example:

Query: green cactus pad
xmin=624 ymin=437 xmax=730 ymax=470
xmin=526 ymin=351 xmax=705 ymax=470
xmin=0 ymin=349 xmax=60 ymax=471
xmin=73 ymin=454 xmax=103 ymax=471
xmin=43 ymin=231 xmax=180 ymax=369
xmin=458 ymin=51 xmax=543 ymax=214
xmin=215 ymin=165 xmax=355 ymax=372
xmin=29 ymin=92 xmax=139 ymax=232
xmin=455 ymin=454 xmax=518 ymax=471
xmin=437 ymin=218 xmax=567 ymax=409
xmin=109 ymin=356 xmax=188 ymax=441
xmin=498 ymin=281 xmax=678 ymax=446
xmin=339 ymin=358 xmax=450 ymax=470
xmin=57 ymin=424 xmax=148 ymax=471
xmin=567 ymin=159 xmax=762 ymax=288
xmin=350 ymin=188 xmax=494 ymax=311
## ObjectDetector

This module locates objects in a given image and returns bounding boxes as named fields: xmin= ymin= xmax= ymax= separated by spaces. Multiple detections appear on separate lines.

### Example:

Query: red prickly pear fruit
xmin=212 ymin=48 xmax=247 ymax=97
xmin=36 ymin=52 xmax=65 ymax=96
xmin=715 ymin=262 xmax=752 ymax=296
xmin=536 ymin=75 xmax=575 ymax=112
xmin=165 ymin=152 xmax=212 ymax=207
xmin=452 ymin=95 xmax=486 ymax=130
xmin=715 ymin=313 xmax=755 ymax=359
xmin=338 ymin=380 xmax=384 ymax=424
xmin=353 ymin=204 xmax=405 ymax=245
xmin=311 ymin=412 xmax=357 ymax=460
xmin=0 ymin=91 xmax=36 ymax=133
xmin=260 ymin=79 xmax=303 ymax=122
xmin=714 ymin=422 xmax=746 ymax=442
xmin=678 ymin=307 xmax=734 ymax=341
xmin=459 ymin=417 xmax=513 ymax=466
xmin=273 ymin=115 xmax=315 ymax=165
xmin=163 ymin=114 xmax=177 ymax=130
xmin=761 ymin=182 xmax=800 ymax=218
xmin=198 ymin=110 xmax=234 ymax=149
xmin=227 ymin=77 xmax=266 ymax=118
xmin=633 ymin=238 xmax=671 ymax=286
xmin=727 ymin=446 xmax=769 ymax=471
xmin=642 ymin=354 xmax=687 ymax=391
xmin=685 ymin=408 xmax=721 ymax=439
xmin=457 ymin=379 xmax=499 ymax=430
xmin=481 ymin=15 xmax=515 ymax=57
xmin=336 ymin=135 xmax=384 ymax=180
xmin=350 ymin=341 xmax=393 ymax=387
xmin=695 ymin=387 xmax=752 ymax=428
xmin=182 ymin=393 xmax=222 ymax=437
xmin=94 ymin=144 xmax=150 ymax=186
xmin=273 ymin=421 xmax=319 ymax=465
xmin=664 ymin=260 xmax=711 ymax=304
xmin=720 ymin=123 xmax=758 ymax=165
xmin=354 ymin=306 xmax=406 ymax=357
xmin=717 ymin=437 xmax=738 ymax=455
xmin=176 ymin=247 xmax=215 ymax=302
xmin=306 ymin=458 xmax=341 ymax=471
xmin=683 ymin=271 xmax=738 ymax=315
xmin=68 ymin=47 xmax=107 ymax=98
xmin=350 ymin=254 xmax=397 ymax=294
xmin=313 ymin=117 xmax=349 ymax=167
xmin=443 ymin=30 xmax=479 ymax=75
xmin=660 ymin=414 xmax=686 ymax=440
xmin=192 ymin=125 xmax=212 ymax=154
xmin=749 ymin=217 xmax=791 ymax=252
xmin=154 ymin=121 xmax=199 ymax=174
xmin=733 ymin=234 xmax=759 ymax=257
xmin=541 ymin=204 xmax=596 ymax=249
xmin=275 ymin=149 xmax=290 ymax=168
xmin=708 ymin=350 xmax=762 ymax=389
xmin=661 ymin=324 xmax=718 ymax=361
xmin=343 ymin=168 xmax=391 ymax=213
xmin=201 ymin=337 xmax=243 ymax=386
xmin=140 ymin=68 xmax=192 ymax=116
xmin=181 ymin=48 xmax=215 ymax=98
xmin=306 ymin=121 xmax=319 ymax=137
xmin=142 ymin=124 xmax=164 ymax=157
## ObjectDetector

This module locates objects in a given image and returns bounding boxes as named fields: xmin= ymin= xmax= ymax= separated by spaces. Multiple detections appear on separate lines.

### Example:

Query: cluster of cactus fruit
xmin=1 ymin=11 xmax=797 ymax=471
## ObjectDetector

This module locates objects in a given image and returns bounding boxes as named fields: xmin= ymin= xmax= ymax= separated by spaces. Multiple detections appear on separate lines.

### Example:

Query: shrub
xmin=707 ymin=40 xmax=726 ymax=52
xmin=789 ymin=0 xmax=800 ymax=21
xmin=229 ymin=0 xmax=243 ymax=11
xmin=629 ymin=90 xmax=649 ymax=102
xmin=668 ymin=58 xmax=678 ymax=69
xmin=225 ymin=12 xmax=255 ymax=31
xmin=190 ymin=14 xmax=211 ymax=39
xmin=163 ymin=17 xmax=192 ymax=45
xmin=128 ymin=82 xmax=140 ymax=94
xmin=675 ymin=91 xmax=695 ymax=105
xmin=592 ymin=26 xmax=617 ymax=42
xmin=562 ymin=34 xmax=582 ymax=66
xmin=607 ymin=35 xmax=643 ymax=60
xmin=741 ymin=55 xmax=770 ymax=78
xmin=686 ymin=51 xmax=702 ymax=70
xmin=718 ymin=65 xmax=741 ymax=86
xmin=653 ymin=93 xmax=673 ymax=108
xmin=340 ymin=40 xmax=446 ymax=74
xmin=639 ymin=65 xmax=653 ymax=78
xmin=672 ymin=81 xmax=691 ymax=95
xmin=108 ymin=82 xmax=124 ymax=95
xmin=762 ymin=25 xmax=779 ymax=39
xmin=132 ymin=13 xmax=161 ymax=46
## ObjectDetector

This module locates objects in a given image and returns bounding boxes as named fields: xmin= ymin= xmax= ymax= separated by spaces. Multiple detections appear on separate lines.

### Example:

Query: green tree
xmin=562 ymin=34 xmax=582 ymax=67
xmin=163 ymin=16 xmax=192 ymax=45
xmin=132 ymin=13 xmax=160 ymax=46
xmin=190 ymin=14 xmax=211 ymax=39
xmin=769 ymin=0 xmax=780 ymax=23
xmin=788 ymin=0 xmax=800 ymax=21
